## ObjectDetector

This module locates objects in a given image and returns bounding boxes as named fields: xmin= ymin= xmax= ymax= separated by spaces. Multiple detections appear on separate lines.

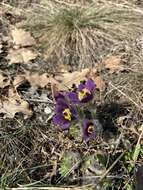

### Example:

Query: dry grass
xmin=26 ymin=0 xmax=143 ymax=68
xmin=0 ymin=0 xmax=143 ymax=189
xmin=2 ymin=0 xmax=143 ymax=68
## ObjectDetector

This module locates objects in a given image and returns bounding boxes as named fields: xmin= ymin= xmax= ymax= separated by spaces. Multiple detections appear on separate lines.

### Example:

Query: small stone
xmin=44 ymin=106 xmax=52 ymax=114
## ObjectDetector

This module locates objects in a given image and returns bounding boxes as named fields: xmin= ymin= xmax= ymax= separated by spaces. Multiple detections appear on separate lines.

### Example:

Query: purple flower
xmin=54 ymin=91 xmax=66 ymax=101
xmin=66 ymin=91 xmax=80 ymax=104
xmin=66 ymin=79 xmax=96 ymax=104
xmin=53 ymin=97 xmax=77 ymax=130
xmin=83 ymin=119 xmax=96 ymax=141
xmin=78 ymin=79 xmax=96 ymax=103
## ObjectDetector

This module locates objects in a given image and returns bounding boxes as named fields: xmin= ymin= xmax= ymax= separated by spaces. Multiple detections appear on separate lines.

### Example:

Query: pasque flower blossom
xmin=52 ymin=95 xmax=77 ymax=129
xmin=52 ymin=79 xmax=100 ymax=142
xmin=83 ymin=119 xmax=96 ymax=141
xmin=67 ymin=79 xmax=96 ymax=104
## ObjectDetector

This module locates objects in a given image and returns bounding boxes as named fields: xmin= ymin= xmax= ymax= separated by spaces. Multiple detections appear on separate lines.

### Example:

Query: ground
xmin=0 ymin=1 xmax=143 ymax=190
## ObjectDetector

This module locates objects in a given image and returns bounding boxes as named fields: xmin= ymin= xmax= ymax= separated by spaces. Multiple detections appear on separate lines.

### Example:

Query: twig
xmin=133 ymin=124 xmax=143 ymax=163
xmin=99 ymin=150 xmax=126 ymax=181
xmin=109 ymin=82 xmax=143 ymax=110
xmin=25 ymin=98 xmax=53 ymax=104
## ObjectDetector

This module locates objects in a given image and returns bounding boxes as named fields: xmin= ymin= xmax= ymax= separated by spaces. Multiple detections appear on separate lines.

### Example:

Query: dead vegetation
xmin=0 ymin=0 xmax=143 ymax=190
xmin=2 ymin=0 xmax=143 ymax=67
xmin=23 ymin=0 xmax=143 ymax=68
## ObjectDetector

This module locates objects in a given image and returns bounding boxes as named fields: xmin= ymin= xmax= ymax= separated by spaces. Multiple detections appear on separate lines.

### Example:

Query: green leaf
xmin=132 ymin=144 xmax=141 ymax=162
xmin=69 ymin=124 xmax=82 ymax=140
xmin=59 ymin=151 xmax=81 ymax=177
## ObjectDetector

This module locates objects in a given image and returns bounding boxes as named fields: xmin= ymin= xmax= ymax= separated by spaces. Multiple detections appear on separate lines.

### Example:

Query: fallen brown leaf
xmin=22 ymin=68 xmax=105 ymax=92
xmin=55 ymin=68 xmax=106 ymax=91
xmin=104 ymin=56 xmax=124 ymax=73
xmin=88 ymin=69 xmax=106 ymax=91
xmin=11 ymin=28 xmax=36 ymax=47
xmin=13 ymin=75 xmax=26 ymax=89
xmin=93 ymin=76 xmax=106 ymax=91
xmin=11 ymin=68 xmax=104 ymax=95
xmin=23 ymin=70 xmax=90 ymax=90
xmin=25 ymin=72 xmax=49 ymax=88
xmin=0 ymin=88 xmax=32 ymax=118
xmin=58 ymin=64 xmax=72 ymax=73
xmin=0 ymin=72 xmax=10 ymax=88
xmin=25 ymin=72 xmax=58 ymax=88
xmin=12 ymin=69 xmax=89 ymax=91
xmin=55 ymin=68 xmax=90 ymax=90
xmin=7 ymin=48 xmax=37 ymax=64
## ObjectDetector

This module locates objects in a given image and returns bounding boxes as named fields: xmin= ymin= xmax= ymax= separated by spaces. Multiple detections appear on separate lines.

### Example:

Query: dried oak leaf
xmin=93 ymin=76 xmax=106 ymax=91
xmin=89 ymin=69 xmax=106 ymax=91
xmin=54 ymin=68 xmax=105 ymax=91
xmin=13 ymin=75 xmax=26 ymax=89
xmin=58 ymin=64 xmax=72 ymax=73
xmin=55 ymin=68 xmax=90 ymax=90
xmin=0 ymin=72 xmax=10 ymax=88
xmin=7 ymin=48 xmax=37 ymax=64
xmin=104 ymin=56 xmax=124 ymax=73
xmin=16 ymin=68 xmax=104 ymax=93
xmin=0 ymin=88 xmax=32 ymax=118
xmin=11 ymin=28 xmax=36 ymax=47
xmin=25 ymin=72 xmax=58 ymax=88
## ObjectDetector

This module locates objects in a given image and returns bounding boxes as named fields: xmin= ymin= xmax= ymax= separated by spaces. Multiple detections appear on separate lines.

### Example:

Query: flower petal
xmin=80 ymin=94 xmax=93 ymax=103
xmin=85 ymin=79 xmax=96 ymax=92
xmin=53 ymin=114 xmax=70 ymax=130
xmin=55 ymin=98 xmax=68 ymax=112
xmin=71 ymin=107 xmax=78 ymax=118
xmin=53 ymin=91 xmax=78 ymax=129
xmin=66 ymin=92 xmax=80 ymax=104
xmin=54 ymin=91 xmax=66 ymax=101
xmin=77 ymin=79 xmax=96 ymax=103
xmin=83 ymin=119 xmax=96 ymax=141
xmin=78 ymin=83 xmax=85 ymax=91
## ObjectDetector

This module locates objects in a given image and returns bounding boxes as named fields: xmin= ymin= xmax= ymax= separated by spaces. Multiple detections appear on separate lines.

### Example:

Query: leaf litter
xmin=0 ymin=65 xmax=107 ymax=119
xmin=0 ymin=88 xmax=32 ymax=118
xmin=7 ymin=48 xmax=38 ymax=64
xmin=0 ymin=72 xmax=10 ymax=88
xmin=0 ymin=72 xmax=32 ymax=118
xmin=7 ymin=28 xmax=38 ymax=64
xmin=11 ymin=28 xmax=36 ymax=47
xmin=1 ymin=53 xmax=124 ymax=120
xmin=0 ymin=15 xmax=142 ymax=189
xmin=104 ymin=56 xmax=125 ymax=73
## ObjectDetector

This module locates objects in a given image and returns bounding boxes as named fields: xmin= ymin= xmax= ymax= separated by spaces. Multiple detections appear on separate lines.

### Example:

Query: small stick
xmin=109 ymin=82 xmax=143 ymax=110
xmin=99 ymin=150 xmax=126 ymax=181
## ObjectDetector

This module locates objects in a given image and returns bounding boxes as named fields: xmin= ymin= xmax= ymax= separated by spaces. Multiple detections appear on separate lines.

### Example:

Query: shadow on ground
xmin=97 ymin=102 xmax=129 ymax=140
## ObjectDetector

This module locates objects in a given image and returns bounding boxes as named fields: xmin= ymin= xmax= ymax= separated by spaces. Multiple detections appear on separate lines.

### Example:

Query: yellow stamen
xmin=63 ymin=108 xmax=72 ymax=121
xmin=78 ymin=88 xmax=91 ymax=101
xmin=87 ymin=125 xmax=94 ymax=134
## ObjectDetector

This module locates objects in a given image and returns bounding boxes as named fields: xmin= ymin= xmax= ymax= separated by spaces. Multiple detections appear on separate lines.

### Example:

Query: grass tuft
xmin=17 ymin=0 xmax=143 ymax=67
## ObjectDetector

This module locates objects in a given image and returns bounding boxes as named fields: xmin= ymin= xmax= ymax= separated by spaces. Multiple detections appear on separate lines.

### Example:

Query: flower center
xmin=78 ymin=88 xmax=91 ymax=101
xmin=87 ymin=124 xmax=94 ymax=134
xmin=63 ymin=108 xmax=72 ymax=121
